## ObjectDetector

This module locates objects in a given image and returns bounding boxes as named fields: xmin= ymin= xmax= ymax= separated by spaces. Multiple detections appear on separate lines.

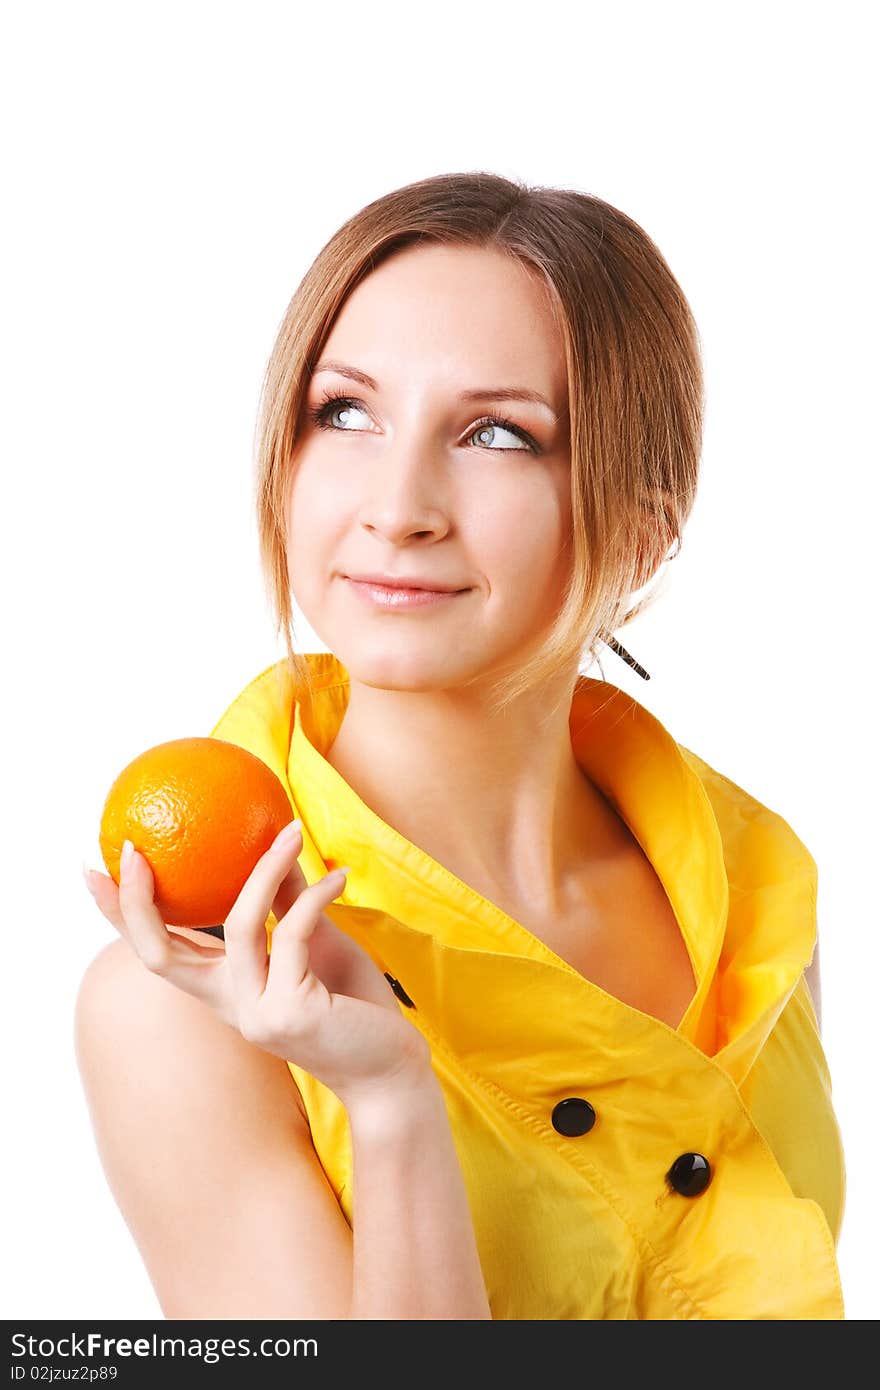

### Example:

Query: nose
xmin=357 ymin=430 xmax=451 ymax=544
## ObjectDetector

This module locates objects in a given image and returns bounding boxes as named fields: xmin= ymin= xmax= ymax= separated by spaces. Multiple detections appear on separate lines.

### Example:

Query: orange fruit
xmin=98 ymin=737 xmax=295 ymax=927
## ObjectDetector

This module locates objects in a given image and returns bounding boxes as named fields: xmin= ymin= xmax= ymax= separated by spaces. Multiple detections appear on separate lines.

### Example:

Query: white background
xmin=2 ymin=0 xmax=877 ymax=1321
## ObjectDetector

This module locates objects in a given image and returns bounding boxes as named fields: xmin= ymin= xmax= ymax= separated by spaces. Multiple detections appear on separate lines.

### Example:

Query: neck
xmin=322 ymin=668 xmax=630 ymax=918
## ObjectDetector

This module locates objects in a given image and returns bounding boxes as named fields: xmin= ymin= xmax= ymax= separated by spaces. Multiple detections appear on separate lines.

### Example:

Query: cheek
xmin=474 ymin=481 xmax=571 ymax=586
xmin=285 ymin=473 xmax=322 ymax=602
xmin=285 ymin=464 xmax=339 ymax=565
xmin=288 ymin=461 xmax=328 ymax=530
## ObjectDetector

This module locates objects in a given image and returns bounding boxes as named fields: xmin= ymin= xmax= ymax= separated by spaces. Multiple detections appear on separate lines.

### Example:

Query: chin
xmin=336 ymin=638 xmax=486 ymax=693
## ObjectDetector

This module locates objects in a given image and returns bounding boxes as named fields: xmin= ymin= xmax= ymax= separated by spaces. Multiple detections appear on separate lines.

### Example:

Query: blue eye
xmin=306 ymin=391 xmax=540 ymax=454
xmin=467 ymin=419 xmax=534 ymax=452
xmin=307 ymin=394 xmax=372 ymax=432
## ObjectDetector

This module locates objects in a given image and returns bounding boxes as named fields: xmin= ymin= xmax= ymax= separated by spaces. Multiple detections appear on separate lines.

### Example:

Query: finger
xmin=115 ymin=846 xmax=229 ymax=995
xmin=301 ymin=903 xmax=402 ymax=1010
xmin=116 ymin=847 xmax=186 ymax=974
xmin=224 ymin=820 xmax=304 ymax=1003
xmin=266 ymin=868 xmax=350 ymax=996
xmin=85 ymin=869 xmax=226 ymax=959
xmin=308 ymin=918 xmax=402 ymax=1011
xmin=83 ymin=865 xmax=131 ymax=939
xmin=270 ymin=839 xmax=311 ymax=921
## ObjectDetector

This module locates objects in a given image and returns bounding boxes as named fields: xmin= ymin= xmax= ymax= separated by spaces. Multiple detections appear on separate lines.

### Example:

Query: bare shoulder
xmin=75 ymin=938 xmax=309 ymax=1122
xmin=74 ymin=939 xmax=353 ymax=1318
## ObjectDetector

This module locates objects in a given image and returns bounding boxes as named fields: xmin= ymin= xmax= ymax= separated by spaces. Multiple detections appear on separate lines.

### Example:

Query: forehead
xmin=318 ymin=243 xmax=567 ymax=398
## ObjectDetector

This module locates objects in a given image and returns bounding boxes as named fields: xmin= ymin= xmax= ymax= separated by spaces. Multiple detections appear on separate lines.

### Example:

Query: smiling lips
xmin=346 ymin=571 xmax=466 ymax=592
xmin=344 ymin=576 xmax=471 ymax=609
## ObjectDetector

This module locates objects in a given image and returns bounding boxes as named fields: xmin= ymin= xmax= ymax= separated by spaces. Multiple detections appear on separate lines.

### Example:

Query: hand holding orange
xmin=86 ymin=732 xmax=432 ymax=1103
xmin=97 ymin=737 xmax=295 ymax=927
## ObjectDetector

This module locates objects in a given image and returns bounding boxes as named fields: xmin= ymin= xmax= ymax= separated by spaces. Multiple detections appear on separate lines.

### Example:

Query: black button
xmin=384 ymin=973 xmax=415 ymax=1008
xmin=667 ymin=1152 xmax=712 ymax=1197
xmin=551 ymin=1097 xmax=597 ymax=1136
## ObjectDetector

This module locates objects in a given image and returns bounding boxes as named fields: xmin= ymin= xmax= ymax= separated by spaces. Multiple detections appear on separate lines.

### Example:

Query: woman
xmin=77 ymin=172 xmax=845 ymax=1320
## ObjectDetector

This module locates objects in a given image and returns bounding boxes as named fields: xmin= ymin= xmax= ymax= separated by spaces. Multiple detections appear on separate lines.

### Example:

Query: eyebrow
xmin=311 ymin=359 xmax=561 ymax=422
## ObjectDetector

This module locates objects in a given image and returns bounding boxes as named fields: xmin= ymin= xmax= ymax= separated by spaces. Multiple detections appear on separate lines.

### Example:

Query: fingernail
xmin=273 ymin=819 xmax=303 ymax=852
xmin=82 ymin=861 xmax=98 ymax=896
xmin=120 ymin=839 xmax=135 ymax=880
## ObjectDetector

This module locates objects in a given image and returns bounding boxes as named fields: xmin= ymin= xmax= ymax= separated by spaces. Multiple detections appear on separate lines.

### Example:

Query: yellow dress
xmin=210 ymin=651 xmax=846 ymax=1319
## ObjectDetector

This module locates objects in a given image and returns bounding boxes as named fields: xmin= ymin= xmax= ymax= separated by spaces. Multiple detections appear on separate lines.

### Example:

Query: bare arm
xmin=74 ymin=939 xmax=491 ymax=1320
xmin=347 ymin=1074 xmax=492 ymax=1319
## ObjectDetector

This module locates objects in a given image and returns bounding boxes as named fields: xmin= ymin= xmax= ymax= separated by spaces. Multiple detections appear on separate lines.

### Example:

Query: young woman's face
xmin=286 ymin=243 xmax=573 ymax=694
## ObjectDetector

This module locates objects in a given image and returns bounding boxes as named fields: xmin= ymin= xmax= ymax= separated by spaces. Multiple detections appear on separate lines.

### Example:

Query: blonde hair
xmin=254 ymin=171 xmax=703 ymax=718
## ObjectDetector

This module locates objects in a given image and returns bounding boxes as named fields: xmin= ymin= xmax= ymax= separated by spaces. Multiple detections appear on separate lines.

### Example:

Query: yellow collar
xmin=211 ymin=652 xmax=817 ymax=1086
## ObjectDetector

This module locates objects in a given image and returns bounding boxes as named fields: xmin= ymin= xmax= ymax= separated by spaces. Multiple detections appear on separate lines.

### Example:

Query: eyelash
xmin=305 ymin=389 xmax=540 ymax=454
